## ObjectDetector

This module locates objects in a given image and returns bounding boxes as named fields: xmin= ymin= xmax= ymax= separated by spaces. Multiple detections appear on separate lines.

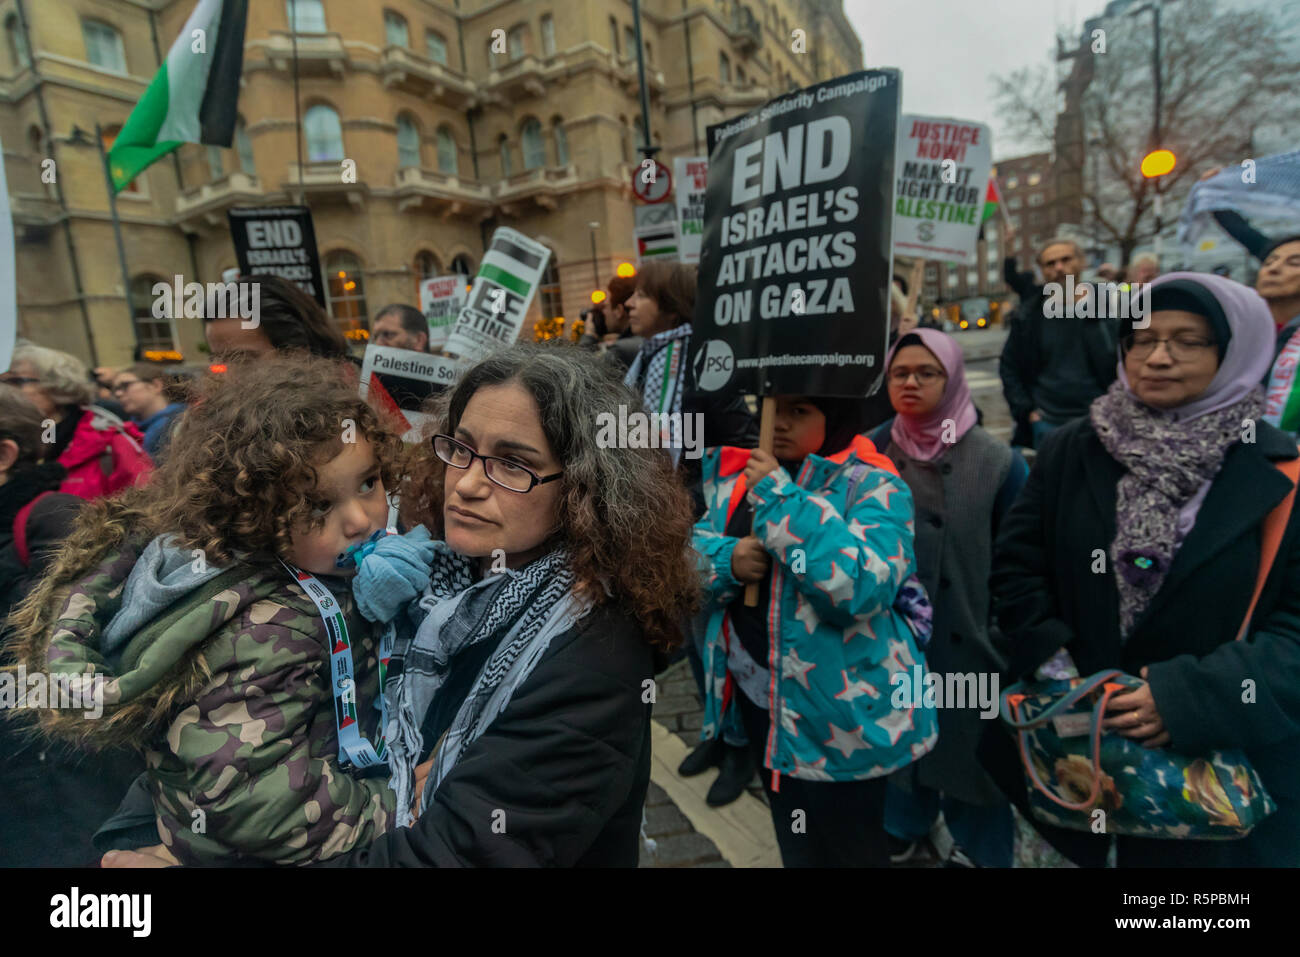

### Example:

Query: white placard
xmin=419 ymin=276 xmax=466 ymax=350
xmin=674 ymin=156 xmax=707 ymax=265
xmin=893 ymin=115 xmax=993 ymax=265
xmin=444 ymin=227 xmax=552 ymax=361
xmin=358 ymin=344 xmax=460 ymax=441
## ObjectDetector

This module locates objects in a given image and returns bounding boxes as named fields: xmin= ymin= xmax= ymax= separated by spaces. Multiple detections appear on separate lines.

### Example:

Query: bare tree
xmin=992 ymin=0 xmax=1300 ymax=267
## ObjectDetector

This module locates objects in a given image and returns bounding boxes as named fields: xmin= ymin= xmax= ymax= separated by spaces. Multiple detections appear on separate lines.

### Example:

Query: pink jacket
xmin=57 ymin=407 xmax=153 ymax=500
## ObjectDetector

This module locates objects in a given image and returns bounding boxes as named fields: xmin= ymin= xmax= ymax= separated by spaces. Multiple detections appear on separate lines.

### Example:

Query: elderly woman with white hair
xmin=1 ymin=342 xmax=152 ymax=499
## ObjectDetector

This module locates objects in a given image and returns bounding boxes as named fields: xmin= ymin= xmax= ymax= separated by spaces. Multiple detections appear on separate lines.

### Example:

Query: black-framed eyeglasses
xmin=432 ymin=434 xmax=563 ymax=493
xmin=111 ymin=379 xmax=143 ymax=395
xmin=1121 ymin=333 xmax=1217 ymax=362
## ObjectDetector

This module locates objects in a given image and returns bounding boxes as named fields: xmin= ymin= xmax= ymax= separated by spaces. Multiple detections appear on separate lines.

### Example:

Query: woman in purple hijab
xmin=989 ymin=272 xmax=1300 ymax=867
xmin=870 ymin=329 xmax=1029 ymax=867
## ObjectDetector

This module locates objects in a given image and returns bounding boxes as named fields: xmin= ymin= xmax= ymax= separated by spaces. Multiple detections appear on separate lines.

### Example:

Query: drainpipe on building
xmin=15 ymin=0 xmax=97 ymax=364
xmin=683 ymin=0 xmax=700 ymax=155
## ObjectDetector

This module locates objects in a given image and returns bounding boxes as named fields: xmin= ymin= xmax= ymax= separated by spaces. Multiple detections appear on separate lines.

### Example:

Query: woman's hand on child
xmin=411 ymin=756 xmax=435 ymax=820
xmin=730 ymin=536 xmax=771 ymax=584
xmin=743 ymin=449 xmax=780 ymax=489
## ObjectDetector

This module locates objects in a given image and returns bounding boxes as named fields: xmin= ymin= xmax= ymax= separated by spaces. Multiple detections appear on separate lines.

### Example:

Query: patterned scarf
xmin=623 ymin=323 xmax=693 ymax=466
xmin=385 ymin=542 xmax=591 ymax=826
xmin=1090 ymin=380 xmax=1262 ymax=636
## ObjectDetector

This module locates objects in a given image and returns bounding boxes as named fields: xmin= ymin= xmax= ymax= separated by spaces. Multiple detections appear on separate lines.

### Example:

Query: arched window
xmin=383 ymin=10 xmax=409 ymax=48
xmin=101 ymin=124 xmax=140 ymax=194
xmin=718 ymin=51 xmax=731 ymax=84
xmin=538 ymin=254 xmax=561 ymax=320
xmin=326 ymin=251 xmax=368 ymax=333
xmin=541 ymin=15 xmax=556 ymax=57
xmin=304 ymin=104 xmax=344 ymax=162
xmin=414 ymin=250 xmax=440 ymax=297
xmin=206 ymin=145 xmax=224 ymax=180
xmin=451 ymin=254 xmax=474 ymax=278
xmin=235 ymin=116 xmax=255 ymax=175
xmin=552 ymin=118 xmax=569 ymax=167
xmin=6 ymin=14 xmax=29 ymax=69
xmin=130 ymin=275 xmax=175 ymax=351
xmin=286 ymin=0 xmax=326 ymax=33
xmin=426 ymin=31 xmax=448 ymax=65
xmin=83 ymin=19 xmax=126 ymax=73
xmin=521 ymin=118 xmax=545 ymax=170
xmin=397 ymin=114 xmax=421 ymax=168
xmin=508 ymin=25 xmax=527 ymax=60
xmin=436 ymin=126 xmax=458 ymax=175
xmin=498 ymin=134 xmax=513 ymax=177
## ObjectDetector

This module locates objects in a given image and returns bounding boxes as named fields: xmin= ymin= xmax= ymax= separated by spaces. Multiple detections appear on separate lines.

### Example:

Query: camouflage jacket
xmin=12 ymin=543 xmax=395 ymax=865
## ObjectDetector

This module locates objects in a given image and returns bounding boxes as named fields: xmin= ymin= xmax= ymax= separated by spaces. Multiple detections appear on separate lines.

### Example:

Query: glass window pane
xmin=286 ymin=0 xmax=327 ymax=33
xmin=539 ymin=256 xmax=561 ymax=320
xmin=326 ymin=252 xmax=368 ymax=334
xmin=522 ymin=120 xmax=545 ymax=170
xmin=436 ymin=128 xmax=458 ymax=174
xmin=84 ymin=21 xmax=125 ymax=73
xmin=235 ymin=119 xmax=256 ymax=175
xmin=427 ymin=32 xmax=447 ymax=65
xmin=509 ymin=27 xmax=525 ymax=60
xmin=384 ymin=12 xmax=409 ymax=48
xmin=553 ymin=123 xmax=569 ymax=167
xmin=397 ymin=116 xmax=420 ymax=168
xmin=305 ymin=105 xmax=344 ymax=162
xmin=7 ymin=15 xmax=30 ymax=68
xmin=131 ymin=276 xmax=175 ymax=350
xmin=624 ymin=26 xmax=636 ymax=58
xmin=207 ymin=145 xmax=224 ymax=180
xmin=499 ymin=137 xmax=512 ymax=176
xmin=541 ymin=16 xmax=555 ymax=57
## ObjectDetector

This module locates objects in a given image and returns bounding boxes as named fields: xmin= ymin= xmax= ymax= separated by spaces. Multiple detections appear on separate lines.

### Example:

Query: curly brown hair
xmin=19 ymin=354 xmax=404 ymax=588
xmin=400 ymin=343 xmax=699 ymax=652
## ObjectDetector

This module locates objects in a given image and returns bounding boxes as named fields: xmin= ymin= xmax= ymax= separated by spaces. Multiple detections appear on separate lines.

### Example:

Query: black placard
xmin=227 ymin=205 xmax=327 ymax=308
xmin=687 ymin=70 xmax=901 ymax=399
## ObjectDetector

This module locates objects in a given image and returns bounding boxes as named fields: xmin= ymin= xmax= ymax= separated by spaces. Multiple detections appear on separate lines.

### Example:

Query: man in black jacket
xmin=999 ymin=237 xmax=1119 ymax=448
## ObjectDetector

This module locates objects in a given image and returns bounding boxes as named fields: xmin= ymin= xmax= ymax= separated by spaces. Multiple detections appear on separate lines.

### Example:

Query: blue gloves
xmin=352 ymin=525 xmax=436 ymax=623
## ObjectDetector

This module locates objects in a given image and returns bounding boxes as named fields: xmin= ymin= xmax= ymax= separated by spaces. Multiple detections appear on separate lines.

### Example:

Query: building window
xmin=426 ymin=31 xmax=448 ymax=65
xmin=6 ymin=14 xmax=29 ymax=69
xmin=552 ymin=118 xmax=569 ymax=167
xmin=737 ymin=65 xmax=746 ymax=86
xmin=384 ymin=10 xmax=409 ymax=48
xmin=235 ymin=117 xmax=255 ymax=175
xmin=1028 ymin=172 xmax=1042 ymax=187
xmin=508 ymin=25 xmax=527 ymax=61
xmin=521 ymin=118 xmax=545 ymax=170
xmin=414 ymin=250 xmax=439 ymax=296
xmin=451 ymin=254 xmax=474 ymax=278
xmin=1005 ymin=175 xmax=1019 ymax=190
xmin=988 ymin=265 xmax=999 ymax=285
xmin=539 ymin=254 xmax=561 ymax=320
xmin=131 ymin=275 xmax=175 ymax=351
xmin=985 ymin=224 xmax=998 ymax=242
xmin=206 ymin=145 xmax=224 ymax=180
xmin=436 ymin=126 xmax=458 ymax=174
xmin=498 ymin=134 xmax=513 ymax=176
xmin=966 ymin=267 xmax=978 ymax=287
xmin=947 ymin=271 xmax=958 ymax=288
xmin=1007 ymin=196 xmax=1022 ymax=210
xmin=397 ymin=115 xmax=420 ymax=168
xmin=286 ymin=0 xmax=327 ymax=34
xmin=101 ymin=125 xmax=141 ymax=194
xmin=304 ymin=104 xmax=344 ymax=162
xmin=1028 ymin=193 xmax=1045 ymax=207
xmin=326 ymin=251 xmax=368 ymax=333
xmin=83 ymin=20 xmax=126 ymax=73
xmin=541 ymin=15 xmax=556 ymax=57
xmin=624 ymin=25 xmax=636 ymax=59
xmin=487 ymin=38 xmax=499 ymax=68
xmin=719 ymin=51 xmax=731 ymax=83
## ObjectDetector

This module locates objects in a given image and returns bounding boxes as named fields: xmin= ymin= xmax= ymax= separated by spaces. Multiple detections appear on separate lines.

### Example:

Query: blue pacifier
xmin=335 ymin=528 xmax=394 ymax=570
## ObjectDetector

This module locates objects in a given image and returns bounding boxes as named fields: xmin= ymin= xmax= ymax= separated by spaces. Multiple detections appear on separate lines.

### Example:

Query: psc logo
xmin=693 ymin=339 xmax=735 ymax=392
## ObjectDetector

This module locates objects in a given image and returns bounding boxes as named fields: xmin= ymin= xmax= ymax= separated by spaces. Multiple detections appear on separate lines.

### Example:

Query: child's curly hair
xmin=26 ymin=354 xmax=404 ymax=587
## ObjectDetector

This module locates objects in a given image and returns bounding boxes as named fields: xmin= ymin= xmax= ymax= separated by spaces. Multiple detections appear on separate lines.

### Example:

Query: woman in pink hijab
xmin=869 ymin=328 xmax=1029 ymax=868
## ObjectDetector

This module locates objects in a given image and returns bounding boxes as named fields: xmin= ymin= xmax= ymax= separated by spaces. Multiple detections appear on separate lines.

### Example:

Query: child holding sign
xmin=691 ymin=396 xmax=938 ymax=866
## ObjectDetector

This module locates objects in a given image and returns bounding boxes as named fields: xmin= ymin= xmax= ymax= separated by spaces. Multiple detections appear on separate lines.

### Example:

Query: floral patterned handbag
xmin=998 ymin=454 xmax=1299 ymax=839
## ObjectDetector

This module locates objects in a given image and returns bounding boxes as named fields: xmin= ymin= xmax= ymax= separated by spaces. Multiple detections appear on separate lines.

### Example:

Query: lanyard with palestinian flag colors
xmin=280 ymin=560 xmax=392 ymax=770
xmin=1265 ymin=327 xmax=1300 ymax=434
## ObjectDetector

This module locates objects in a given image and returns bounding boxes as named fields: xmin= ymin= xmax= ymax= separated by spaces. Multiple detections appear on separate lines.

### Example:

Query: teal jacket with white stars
xmin=692 ymin=436 xmax=939 ymax=786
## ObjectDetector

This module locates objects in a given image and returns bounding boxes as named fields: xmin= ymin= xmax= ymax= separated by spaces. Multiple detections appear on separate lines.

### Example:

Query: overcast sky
xmin=845 ymin=0 xmax=1107 ymax=161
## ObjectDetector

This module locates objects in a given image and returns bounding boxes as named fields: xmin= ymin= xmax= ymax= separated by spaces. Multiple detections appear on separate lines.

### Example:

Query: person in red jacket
xmin=4 ymin=342 xmax=152 ymax=499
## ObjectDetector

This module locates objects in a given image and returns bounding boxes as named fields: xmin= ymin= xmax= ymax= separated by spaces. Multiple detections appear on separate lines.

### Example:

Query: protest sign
xmin=674 ymin=156 xmax=708 ymax=264
xmin=444 ymin=227 xmax=551 ymax=361
xmin=893 ymin=115 xmax=993 ymax=264
xmin=688 ymin=69 xmax=902 ymax=398
xmin=359 ymin=344 xmax=460 ymax=441
xmin=228 ymin=206 xmax=326 ymax=307
xmin=419 ymin=276 xmax=466 ymax=350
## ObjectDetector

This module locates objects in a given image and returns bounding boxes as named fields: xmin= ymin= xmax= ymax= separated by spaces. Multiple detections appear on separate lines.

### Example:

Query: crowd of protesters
xmin=2 ymin=191 xmax=1299 ymax=869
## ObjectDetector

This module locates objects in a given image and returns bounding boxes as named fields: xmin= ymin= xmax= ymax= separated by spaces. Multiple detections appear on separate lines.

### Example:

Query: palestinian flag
xmin=107 ymin=0 xmax=248 ymax=193
xmin=981 ymin=174 xmax=1002 ymax=225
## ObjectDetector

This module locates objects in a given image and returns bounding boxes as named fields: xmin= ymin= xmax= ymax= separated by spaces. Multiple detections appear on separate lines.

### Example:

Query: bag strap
xmin=1237 ymin=456 xmax=1300 ymax=641
xmin=13 ymin=491 xmax=53 ymax=568
xmin=1014 ymin=679 xmax=1126 ymax=812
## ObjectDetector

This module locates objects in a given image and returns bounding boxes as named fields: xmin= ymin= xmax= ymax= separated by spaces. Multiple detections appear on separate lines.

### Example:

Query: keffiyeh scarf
xmin=1090 ymin=380 xmax=1262 ymax=636
xmin=385 ymin=542 xmax=591 ymax=826
xmin=623 ymin=323 xmax=693 ymax=466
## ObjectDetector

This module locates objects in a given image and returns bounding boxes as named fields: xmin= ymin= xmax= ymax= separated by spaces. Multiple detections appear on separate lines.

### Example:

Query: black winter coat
xmin=322 ymin=601 xmax=656 ymax=867
xmin=987 ymin=418 xmax=1300 ymax=866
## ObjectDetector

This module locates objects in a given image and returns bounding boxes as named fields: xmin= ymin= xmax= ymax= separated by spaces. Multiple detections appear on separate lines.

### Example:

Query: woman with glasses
xmin=110 ymin=365 xmax=186 ymax=463
xmin=867 ymin=328 xmax=1028 ymax=867
xmin=989 ymin=273 xmax=1300 ymax=866
xmin=3 ymin=342 xmax=151 ymax=500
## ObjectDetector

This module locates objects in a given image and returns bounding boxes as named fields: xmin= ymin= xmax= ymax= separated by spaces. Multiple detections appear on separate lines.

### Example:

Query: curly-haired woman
xmin=8 ymin=354 xmax=404 ymax=865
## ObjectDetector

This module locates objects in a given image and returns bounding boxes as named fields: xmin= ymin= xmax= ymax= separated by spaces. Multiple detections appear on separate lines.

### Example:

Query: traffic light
xmin=616 ymin=262 xmax=636 ymax=278
xmin=1141 ymin=149 xmax=1176 ymax=178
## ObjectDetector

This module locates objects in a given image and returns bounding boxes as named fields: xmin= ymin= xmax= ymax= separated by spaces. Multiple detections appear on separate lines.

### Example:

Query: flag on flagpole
xmin=107 ymin=0 xmax=248 ymax=193
xmin=981 ymin=174 xmax=1002 ymax=225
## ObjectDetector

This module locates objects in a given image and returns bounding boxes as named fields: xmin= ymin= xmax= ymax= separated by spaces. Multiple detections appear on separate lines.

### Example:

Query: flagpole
xmin=290 ymin=5 xmax=305 ymax=205
xmin=96 ymin=123 xmax=140 ymax=356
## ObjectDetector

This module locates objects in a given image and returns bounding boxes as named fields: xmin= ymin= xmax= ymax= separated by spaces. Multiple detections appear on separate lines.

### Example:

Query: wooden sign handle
xmin=743 ymin=396 xmax=776 ymax=607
